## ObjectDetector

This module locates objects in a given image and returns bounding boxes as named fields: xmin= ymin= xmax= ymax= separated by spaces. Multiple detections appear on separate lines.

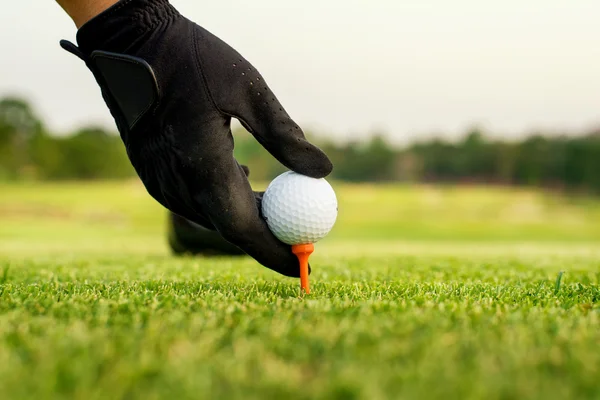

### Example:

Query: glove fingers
xmin=168 ymin=212 xmax=247 ymax=256
xmin=132 ymin=119 xmax=303 ymax=277
xmin=190 ymin=153 xmax=305 ymax=277
xmin=194 ymin=26 xmax=332 ymax=179
xmin=234 ymin=86 xmax=333 ymax=179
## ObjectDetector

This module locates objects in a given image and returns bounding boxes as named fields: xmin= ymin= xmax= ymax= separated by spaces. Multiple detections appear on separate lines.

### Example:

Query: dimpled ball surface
xmin=261 ymin=171 xmax=338 ymax=245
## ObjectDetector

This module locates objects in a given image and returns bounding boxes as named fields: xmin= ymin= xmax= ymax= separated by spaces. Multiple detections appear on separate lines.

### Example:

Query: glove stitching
xmin=189 ymin=25 xmax=255 ymax=135
xmin=189 ymin=22 xmax=260 ymax=139
xmin=191 ymin=26 xmax=222 ymax=117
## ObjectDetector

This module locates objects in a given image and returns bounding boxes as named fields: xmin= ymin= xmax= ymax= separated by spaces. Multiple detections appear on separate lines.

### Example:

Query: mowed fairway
xmin=1 ymin=181 xmax=600 ymax=399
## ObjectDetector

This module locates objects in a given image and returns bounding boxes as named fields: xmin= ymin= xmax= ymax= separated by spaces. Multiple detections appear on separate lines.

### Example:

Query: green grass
xmin=3 ymin=181 xmax=600 ymax=248
xmin=1 ymin=181 xmax=600 ymax=399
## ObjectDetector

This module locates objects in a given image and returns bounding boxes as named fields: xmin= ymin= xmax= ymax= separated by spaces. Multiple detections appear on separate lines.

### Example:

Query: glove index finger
xmin=235 ymin=99 xmax=333 ymax=179
xmin=193 ymin=26 xmax=333 ymax=178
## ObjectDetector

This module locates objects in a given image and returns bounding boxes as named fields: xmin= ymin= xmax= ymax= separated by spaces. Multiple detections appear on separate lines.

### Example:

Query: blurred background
xmin=1 ymin=0 xmax=600 ymax=255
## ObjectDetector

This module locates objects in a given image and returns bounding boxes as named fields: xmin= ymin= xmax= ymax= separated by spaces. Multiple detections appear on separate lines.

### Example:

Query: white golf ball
xmin=261 ymin=171 xmax=338 ymax=245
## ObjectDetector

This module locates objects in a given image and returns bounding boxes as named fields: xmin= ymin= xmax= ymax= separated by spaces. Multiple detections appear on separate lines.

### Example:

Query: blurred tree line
xmin=1 ymin=96 xmax=599 ymax=193
xmin=0 ymin=97 xmax=133 ymax=180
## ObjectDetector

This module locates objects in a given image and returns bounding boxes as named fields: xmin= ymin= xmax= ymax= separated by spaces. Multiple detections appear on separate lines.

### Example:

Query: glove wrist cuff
xmin=76 ymin=0 xmax=179 ymax=56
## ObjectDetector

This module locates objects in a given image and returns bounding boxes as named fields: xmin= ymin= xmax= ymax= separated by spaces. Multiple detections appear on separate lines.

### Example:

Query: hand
xmin=60 ymin=0 xmax=333 ymax=277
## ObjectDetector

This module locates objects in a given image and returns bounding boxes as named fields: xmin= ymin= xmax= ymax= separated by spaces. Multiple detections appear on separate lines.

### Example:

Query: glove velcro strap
xmin=90 ymin=51 xmax=160 ymax=131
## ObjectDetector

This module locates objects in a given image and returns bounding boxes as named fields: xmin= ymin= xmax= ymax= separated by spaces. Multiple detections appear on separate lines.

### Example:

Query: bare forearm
xmin=56 ymin=0 xmax=120 ymax=28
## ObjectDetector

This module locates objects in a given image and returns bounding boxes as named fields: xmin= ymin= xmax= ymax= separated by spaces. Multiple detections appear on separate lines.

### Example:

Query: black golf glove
xmin=60 ymin=0 xmax=333 ymax=277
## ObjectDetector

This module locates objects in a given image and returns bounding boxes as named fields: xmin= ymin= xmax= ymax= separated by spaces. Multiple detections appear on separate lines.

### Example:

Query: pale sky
xmin=0 ymin=0 xmax=599 ymax=143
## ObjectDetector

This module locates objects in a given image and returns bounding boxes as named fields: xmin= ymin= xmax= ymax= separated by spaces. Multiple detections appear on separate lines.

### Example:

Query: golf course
xmin=1 ymin=181 xmax=599 ymax=399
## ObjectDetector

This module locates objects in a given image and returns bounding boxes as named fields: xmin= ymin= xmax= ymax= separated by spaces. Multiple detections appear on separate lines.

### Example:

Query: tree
xmin=0 ymin=97 xmax=43 ymax=179
xmin=54 ymin=127 xmax=134 ymax=180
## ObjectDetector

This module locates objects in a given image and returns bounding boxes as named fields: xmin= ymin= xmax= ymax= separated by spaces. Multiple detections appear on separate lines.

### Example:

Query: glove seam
xmin=190 ymin=25 xmax=255 ymax=133
xmin=191 ymin=26 xmax=223 ymax=116
xmin=190 ymin=25 xmax=259 ymax=137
